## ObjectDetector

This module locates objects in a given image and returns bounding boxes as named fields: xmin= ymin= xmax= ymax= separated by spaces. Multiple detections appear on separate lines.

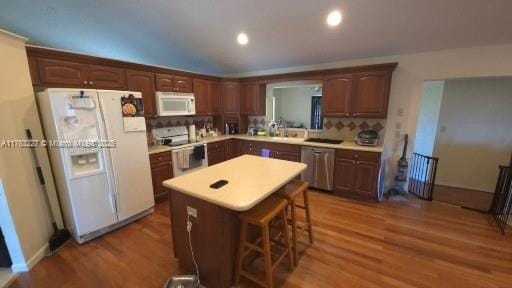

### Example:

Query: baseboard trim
xmin=11 ymin=243 xmax=48 ymax=273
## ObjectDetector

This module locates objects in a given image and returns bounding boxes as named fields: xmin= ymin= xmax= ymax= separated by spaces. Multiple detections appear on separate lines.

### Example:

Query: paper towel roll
xmin=188 ymin=125 xmax=196 ymax=142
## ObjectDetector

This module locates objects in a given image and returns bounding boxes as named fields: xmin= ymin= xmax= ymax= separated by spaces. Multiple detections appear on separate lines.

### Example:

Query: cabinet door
xmin=174 ymin=76 xmax=193 ymax=93
xmin=221 ymin=82 xmax=240 ymax=114
xmin=86 ymin=65 xmax=126 ymax=89
xmin=225 ymin=139 xmax=238 ymax=160
xmin=151 ymin=162 xmax=172 ymax=198
xmin=208 ymin=81 xmax=221 ymax=114
xmin=323 ymin=74 xmax=352 ymax=117
xmin=241 ymin=83 xmax=265 ymax=115
xmin=354 ymin=160 xmax=379 ymax=198
xmin=193 ymin=79 xmax=210 ymax=115
xmin=155 ymin=74 xmax=174 ymax=92
xmin=333 ymin=158 xmax=357 ymax=194
xmin=126 ymin=70 xmax=156 ymax=118
xmin=208 ymin=149 xmax=225 ymax=166
xmin=37 ymin=58 xmax=86 ymax=87
xmin=352 ymin=71 xmax=390 ymax=118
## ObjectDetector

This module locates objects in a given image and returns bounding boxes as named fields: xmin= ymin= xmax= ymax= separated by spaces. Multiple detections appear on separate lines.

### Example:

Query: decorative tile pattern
xmin=334 ymin=121 xmax=344 ymax=131
xmin=146 ymin=116 xmax=213 ymax=132
xmin=247 ymin=116 xmax=387 ymax=142
xmin=324 ymin=120 xmax=333 ymax=130
xmin=372 ymin=122 xmax=384 ymax=132
xmin=359 ymin=121 xmax=370 ymax=131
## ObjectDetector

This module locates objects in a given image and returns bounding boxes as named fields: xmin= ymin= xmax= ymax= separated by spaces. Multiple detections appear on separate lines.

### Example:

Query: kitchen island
xmin=163 ymin=155 xmax=306 ymax=288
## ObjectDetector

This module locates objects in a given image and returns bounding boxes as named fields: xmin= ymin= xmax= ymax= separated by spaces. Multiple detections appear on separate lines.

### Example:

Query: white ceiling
xmin=1 ymin=0 xmax=511 ymax=76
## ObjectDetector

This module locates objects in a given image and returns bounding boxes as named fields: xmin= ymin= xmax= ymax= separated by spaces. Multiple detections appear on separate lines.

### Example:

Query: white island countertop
xmin=162 ymin=155 xmax=307 ymax=211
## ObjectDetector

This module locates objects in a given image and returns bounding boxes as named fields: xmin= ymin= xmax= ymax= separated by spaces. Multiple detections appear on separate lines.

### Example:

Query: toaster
xmin=355 ymin=130 xmax=379 ymax=147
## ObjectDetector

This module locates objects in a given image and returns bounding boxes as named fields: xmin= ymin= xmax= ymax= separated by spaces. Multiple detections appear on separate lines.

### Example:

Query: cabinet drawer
xmin=207 ymin=140 xmax=225 ymax=151
xmin=270 ymin=143 xmax=301 ymax=154
xmin=150 ymin=152 xmax=172 ymax=165
xmin=335 ymin=149 xmax=380 ymax=162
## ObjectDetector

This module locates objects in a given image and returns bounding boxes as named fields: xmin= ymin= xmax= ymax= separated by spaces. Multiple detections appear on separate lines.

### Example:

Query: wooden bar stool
xmin=275 ymin=180 xmax=313 ymax=265
xmin=235 ymin=195 xmax=294 ymax=288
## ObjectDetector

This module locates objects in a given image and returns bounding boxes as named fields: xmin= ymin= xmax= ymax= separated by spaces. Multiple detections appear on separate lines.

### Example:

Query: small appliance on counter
xmin=355 ymin=130 xmax=379 ymax=147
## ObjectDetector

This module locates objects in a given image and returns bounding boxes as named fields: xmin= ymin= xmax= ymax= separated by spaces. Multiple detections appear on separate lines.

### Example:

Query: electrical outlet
xmin=397 ymin=108 xmax=404 ymax=117
xmin=187 ymin=206 xmax=197 ymax=218
xmin=395 ymin=122 xmax=402 ymax=129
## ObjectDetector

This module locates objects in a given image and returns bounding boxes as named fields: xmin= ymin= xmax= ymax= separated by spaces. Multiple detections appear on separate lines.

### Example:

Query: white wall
xmin=433 ymin=78 xmax=512 ymax=192
xmin=414 ymin=81 xmax=445 ymax=156
xmin=0 ymin=30 xmax=60 ymax=272
xmin=228 ymin=43 xmax=512 ymax=189
xmin=274 ymin=86 xmax=321 ymax=129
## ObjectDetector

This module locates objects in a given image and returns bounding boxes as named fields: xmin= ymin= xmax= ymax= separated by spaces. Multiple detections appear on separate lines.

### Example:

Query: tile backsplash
xmin=248 ymin=116 xmax=386 ymax=142
xmin=146 ymin=116 xmax=213 ymax=131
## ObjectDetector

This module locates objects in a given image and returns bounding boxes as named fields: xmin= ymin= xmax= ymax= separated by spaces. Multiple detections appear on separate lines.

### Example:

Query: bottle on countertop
xmin=304 ymin=128 xmax=309 ymax=139
xmin=225 ymin=124 xmax=229 ymax=135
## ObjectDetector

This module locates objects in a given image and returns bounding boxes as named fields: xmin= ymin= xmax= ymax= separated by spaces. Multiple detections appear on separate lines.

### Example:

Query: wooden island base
xmin=169 ymin=189 xmax=241 ymax=288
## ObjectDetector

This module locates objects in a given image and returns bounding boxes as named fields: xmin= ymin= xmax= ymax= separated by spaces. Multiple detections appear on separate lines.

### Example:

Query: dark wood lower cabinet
xmin=149 ymin=152 xmax=173 ymax=201
xmin=207 ymin=141 xmax=226 ymax=166
xmin=224 ymin=139 xmax=238 ymax=160
xmin=333 ymin=149 xmax=381 ymax=202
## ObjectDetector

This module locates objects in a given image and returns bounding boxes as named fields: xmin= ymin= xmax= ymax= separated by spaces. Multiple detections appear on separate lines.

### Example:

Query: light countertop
xmin=203 ymin=135 xmax=384 ymax=153
xmin=162 ymin=155 xmax=307 ymax=211
xmin=149 ymin=134 xmax=383 ymax=155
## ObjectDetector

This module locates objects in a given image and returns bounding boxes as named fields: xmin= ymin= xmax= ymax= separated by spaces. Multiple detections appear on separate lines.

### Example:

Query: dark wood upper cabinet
xmin=28 ymin=56 xmax=41 ymax=85
xmin=37 ymin=58 xmax=86 ymax=87
xmin=323 ymin=69 xmax=393 ymax=118
xmin=174 ymin=76 xmax=193 ymax=92
xmin=193 ymin=79 xmax=210 ymax=115
xmin=241 ymin=83 xmax=266 ymax=115
xmin=221 ymin=82 xmax=240 ymax=114
xmin=352 ymin=71 xmax=390 ymax=118
xmin=208 ymin=81 xmax=221 ymax=114
xmin=37 ymin=58 xmax=127 ymax=89
xmin=323 ymin=74 xmax=352 ymax=117
xmin=155 ymin=73 xmax=192 ymax=93
xmin=86 ymin=65 xmax=126 ymax=89
xmin=155 ymin=74 xmax=174 ymax=91
xmin=126 ymin=70 xmax=156 ymax=118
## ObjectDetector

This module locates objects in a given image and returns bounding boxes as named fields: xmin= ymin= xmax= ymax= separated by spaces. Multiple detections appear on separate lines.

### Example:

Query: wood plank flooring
xmin=8 ymin=191 xmax=512 ymax=288
xmin=433 ymin=184 xmax=494 ymax=212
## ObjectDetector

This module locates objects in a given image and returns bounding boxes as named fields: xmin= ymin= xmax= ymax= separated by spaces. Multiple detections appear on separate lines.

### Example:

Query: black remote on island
xmin=210 ymin=180 xmax=228 ymax=189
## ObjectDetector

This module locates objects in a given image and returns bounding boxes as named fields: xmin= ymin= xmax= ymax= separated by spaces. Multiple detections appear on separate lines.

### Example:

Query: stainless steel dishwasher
xmin=301 ymin=146 xmax=335 ymax=190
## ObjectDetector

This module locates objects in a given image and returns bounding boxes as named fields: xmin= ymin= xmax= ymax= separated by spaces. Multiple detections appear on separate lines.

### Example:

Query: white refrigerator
xmin=38 ymin=88 xmax=154 ymax=244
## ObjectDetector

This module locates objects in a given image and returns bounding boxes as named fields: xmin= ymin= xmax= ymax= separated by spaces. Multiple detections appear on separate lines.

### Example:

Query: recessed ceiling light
xmin=237 ymin=33 xmax=249 ymax=45
xmin=326 ymin=10 xmax=342 ymax=27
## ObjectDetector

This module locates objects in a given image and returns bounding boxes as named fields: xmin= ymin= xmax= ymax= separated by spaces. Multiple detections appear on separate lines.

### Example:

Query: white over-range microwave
xmin=155 ymin=92 xmax=196 ymax=116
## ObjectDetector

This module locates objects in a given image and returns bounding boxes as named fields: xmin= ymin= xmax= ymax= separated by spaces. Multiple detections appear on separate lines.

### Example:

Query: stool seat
xmin=275 ymin=179 xmax=309 ymax=200
xmin=239 ymin=196 xmax=288 ymax=225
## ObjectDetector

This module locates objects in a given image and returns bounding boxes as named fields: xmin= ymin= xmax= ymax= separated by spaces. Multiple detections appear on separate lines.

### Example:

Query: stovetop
xmin=304 ymin=138 xmax=344 ymax=145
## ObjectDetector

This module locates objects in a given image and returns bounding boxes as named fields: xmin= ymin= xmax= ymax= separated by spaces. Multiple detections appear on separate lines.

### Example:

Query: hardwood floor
xmin=8 ymin=191 xmax=512 ymax=288
xmin=433 ymin=184 xmax=494 ymax=212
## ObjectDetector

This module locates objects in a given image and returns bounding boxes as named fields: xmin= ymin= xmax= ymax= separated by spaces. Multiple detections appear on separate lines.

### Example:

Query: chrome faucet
xmin=278 ymin=117 xmax=289 ymax=137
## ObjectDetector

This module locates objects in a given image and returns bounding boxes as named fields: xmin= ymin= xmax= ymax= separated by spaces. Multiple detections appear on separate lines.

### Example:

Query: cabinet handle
xmin=352 ymin=160 xmax=356 ymax=164
xmin=158 ymin=157 xmax=163 ymax=161
xmin=352 ymin=113 xmax=357 ymax=117
xmin=89 ymin=81 xmax=94 ymax=85
xmin=354 ymin=154 xmax=358 ymax=158
xmin=83 ymin=80 xmax=87 ymax=85
xmin=345 ymin=113 xmax=349 ymax=117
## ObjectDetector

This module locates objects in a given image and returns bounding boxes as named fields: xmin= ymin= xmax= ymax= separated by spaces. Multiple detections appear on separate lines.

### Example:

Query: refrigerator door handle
xmin=97 ymin=96 xmax=118 ymax=215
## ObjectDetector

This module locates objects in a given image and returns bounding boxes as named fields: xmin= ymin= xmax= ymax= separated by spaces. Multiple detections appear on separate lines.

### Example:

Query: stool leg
xmin=282 ymin=210 xmax=295 ymax=270
xmin=290 ymin=200 xmax=298 ymax=266
xmin=303 ymin=189 xmax=314 ymax=244
xmin=262 ymin=224 xmax=273 ymax=288
xmin=235 ymin=221 xmax=248 ymax=286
